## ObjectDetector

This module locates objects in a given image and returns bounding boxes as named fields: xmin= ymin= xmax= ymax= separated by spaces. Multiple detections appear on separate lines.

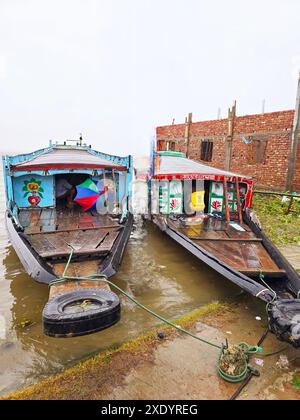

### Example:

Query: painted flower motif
xmin=27 ymin=182 xmax=40 ymax=192
xmin=211 ymin=199 xmax=222 ymax=212
xmin=170 ymin=199 xmax=177 ymax=209
xmin=23 ymin=178 xmax=44 ymax=207
xmin=23 ymin=178 xmax=44 ymax=198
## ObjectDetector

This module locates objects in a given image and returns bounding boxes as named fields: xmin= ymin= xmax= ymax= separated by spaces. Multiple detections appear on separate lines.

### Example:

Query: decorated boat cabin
xmin=3 ymin=140 xmax=132 ymax=227
xmin=150 ymin=151 xmax=282 ymax=280
xmin=151 ymin=151 xmax=254 ymax=223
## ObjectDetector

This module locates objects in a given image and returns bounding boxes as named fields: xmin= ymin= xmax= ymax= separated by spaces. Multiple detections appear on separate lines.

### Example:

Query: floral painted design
xmin=170 ymin=198 xmax=179 ymax=210
xmin=23 ymin=178 xmax=44 ymax=207
xmin=211 ymin=199 xmax=223 ymax=212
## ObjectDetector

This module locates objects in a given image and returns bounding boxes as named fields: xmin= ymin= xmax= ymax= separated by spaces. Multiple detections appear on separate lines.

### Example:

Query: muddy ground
xmin=3 ymin=298 xmax=300 ymax=401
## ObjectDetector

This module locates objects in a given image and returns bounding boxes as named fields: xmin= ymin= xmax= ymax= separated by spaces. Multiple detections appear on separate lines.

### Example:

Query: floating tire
xmin=43 ymin=289 xmax=120 ymax=338
xmin=269 ymin=299 xmax=300 ymax=348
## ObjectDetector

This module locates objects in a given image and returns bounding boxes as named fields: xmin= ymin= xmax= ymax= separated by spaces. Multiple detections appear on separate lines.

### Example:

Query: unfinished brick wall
xmin=157 ymin=110 xmax=300 ymax=192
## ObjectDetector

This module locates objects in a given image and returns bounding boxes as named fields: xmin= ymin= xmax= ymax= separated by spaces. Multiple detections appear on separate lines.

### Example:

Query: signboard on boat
xmin=13 ymin=175 xmax=55 ymax=208
xmin=159 ymin=181 xmax=183 ymax=215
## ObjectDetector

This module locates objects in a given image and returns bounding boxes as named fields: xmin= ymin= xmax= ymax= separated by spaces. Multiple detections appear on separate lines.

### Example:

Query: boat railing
xmin=7 ymin=201 xmax=24 ymax=231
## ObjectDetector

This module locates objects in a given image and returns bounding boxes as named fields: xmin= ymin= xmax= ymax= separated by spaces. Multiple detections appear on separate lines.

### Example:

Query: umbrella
xmin=74 ymin=179 xmax=107 ymax=212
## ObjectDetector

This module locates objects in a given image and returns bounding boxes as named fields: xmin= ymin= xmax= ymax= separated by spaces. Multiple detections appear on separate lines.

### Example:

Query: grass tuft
xmin=253 ymin=195 xmax=300 ymax=245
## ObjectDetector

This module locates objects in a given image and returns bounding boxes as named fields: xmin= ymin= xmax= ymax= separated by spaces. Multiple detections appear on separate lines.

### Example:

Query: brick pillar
xmin=225 ymin=101 xmax=236 ymax=171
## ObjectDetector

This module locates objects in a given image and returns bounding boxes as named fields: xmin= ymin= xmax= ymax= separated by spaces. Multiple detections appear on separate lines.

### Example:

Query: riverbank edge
xmin=3 ymin=302 xmax=229 ymax=400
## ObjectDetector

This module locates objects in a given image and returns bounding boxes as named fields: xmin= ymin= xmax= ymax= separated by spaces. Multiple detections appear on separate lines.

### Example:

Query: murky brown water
xmin=0 ymin=168 xmax=258 ymax=397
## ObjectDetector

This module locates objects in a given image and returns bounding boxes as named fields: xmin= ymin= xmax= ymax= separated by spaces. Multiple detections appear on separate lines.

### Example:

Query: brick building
xmin=156 ymin=107 xmax=300 ymax=192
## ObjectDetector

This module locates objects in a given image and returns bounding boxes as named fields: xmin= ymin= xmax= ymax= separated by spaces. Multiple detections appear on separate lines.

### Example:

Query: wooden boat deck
xmin=167 ymin=217 xmax=285 ymax=277
xmin=19 ymin=208 xmax=122 ymax=260
xmin=19 ymin=208 xmax=120 ymax=234
xmin=50 ymin=260 xmax=111 ymax=299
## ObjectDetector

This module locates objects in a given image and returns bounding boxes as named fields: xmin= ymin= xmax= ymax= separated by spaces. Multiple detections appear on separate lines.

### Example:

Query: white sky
xmin=0 ymin=0 xmax=300 ymax=156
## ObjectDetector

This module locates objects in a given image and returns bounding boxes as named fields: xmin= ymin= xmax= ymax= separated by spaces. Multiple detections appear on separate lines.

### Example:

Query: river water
xmin=0 ymin=167 xmax=248 ymax=396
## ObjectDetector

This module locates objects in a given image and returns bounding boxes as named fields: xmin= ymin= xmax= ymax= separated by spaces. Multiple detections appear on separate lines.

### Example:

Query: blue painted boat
xmin=3 ymin=139 xmax=134 ymax=337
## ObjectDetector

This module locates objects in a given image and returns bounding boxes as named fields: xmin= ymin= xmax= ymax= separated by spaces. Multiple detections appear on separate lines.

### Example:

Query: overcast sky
xmin=0 ymin=0 xmax=300 ymax=156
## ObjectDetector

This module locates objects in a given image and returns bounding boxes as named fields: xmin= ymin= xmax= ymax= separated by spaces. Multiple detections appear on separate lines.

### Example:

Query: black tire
xmin=43 ymin=289 xmax=120 ymax=338
xmin=269 ymin=299 xmax=300 ymax=348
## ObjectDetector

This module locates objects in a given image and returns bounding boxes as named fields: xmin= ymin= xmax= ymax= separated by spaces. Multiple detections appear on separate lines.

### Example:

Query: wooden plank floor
xmin=167 ymin=217 xmax=284 ymax=276
xmin=19 ymin=207 xmax=120 ymax=235
xmin=20 ymin=207 xmax=121 ymax=260
xmin=27 ymin=227 xmax=120 ymax=259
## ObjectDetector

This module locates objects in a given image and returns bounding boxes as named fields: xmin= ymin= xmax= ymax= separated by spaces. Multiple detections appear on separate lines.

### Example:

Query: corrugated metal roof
xmin=154 ymin=154 xmax=252 ymax=180
xmin=12 ymin=148 xmax=127 ymax=171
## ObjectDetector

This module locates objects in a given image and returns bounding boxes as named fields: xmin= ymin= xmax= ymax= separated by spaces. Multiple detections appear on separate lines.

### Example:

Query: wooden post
xmin=287 ymin=195 xmax=294 ymax=215
xmin=225 ymin=101 xmax=236 ymax=171
xmin=223 ymin=177 xmax=230 ymax=224
xmin=235 ymin=178 xmax=243 ymax=224
xmin=286 ymin=72 xmax=300 ymax=192
xmin=102 ymin=170 xmax=109 ymax=208
xmin=112 ymin=169 xmax=118 ymax=210
xmin=185 ymin=113 xmax=193 ymax=158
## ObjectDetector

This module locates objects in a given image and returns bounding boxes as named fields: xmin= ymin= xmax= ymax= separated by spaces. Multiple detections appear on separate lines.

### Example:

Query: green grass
xmin=291 ymin=374 xmax=300 ymax=392
xmin=252 ymin=194 xmax=300 ymax=245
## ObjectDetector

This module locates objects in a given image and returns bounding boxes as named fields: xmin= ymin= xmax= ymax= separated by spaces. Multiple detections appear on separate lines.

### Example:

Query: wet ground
xmin=100 ymin=300 xmax=300 ymax=401
xmin=5 ymin=300 xmax=300 ymax=400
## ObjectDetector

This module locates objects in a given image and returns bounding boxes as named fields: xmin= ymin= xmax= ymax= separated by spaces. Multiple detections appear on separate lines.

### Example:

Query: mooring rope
xmin=48 ymin=250 xmax=287 ymax=384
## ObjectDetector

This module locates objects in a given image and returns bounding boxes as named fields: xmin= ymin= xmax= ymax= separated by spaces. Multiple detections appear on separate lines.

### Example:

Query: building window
xmin=157 ymin=140 xmax=165 ymax=151
xmin=167 ymin=141 xmax=176 ymax=152
xmin=200 ymin=140 xmax=213 ymax=162
xmin=248 ymin=139 xmax=268 ymax=164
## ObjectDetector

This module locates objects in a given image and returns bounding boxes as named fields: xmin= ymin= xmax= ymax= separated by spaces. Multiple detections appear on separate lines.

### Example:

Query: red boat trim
xmin=153 ymin=173 xmax=250 ymax=182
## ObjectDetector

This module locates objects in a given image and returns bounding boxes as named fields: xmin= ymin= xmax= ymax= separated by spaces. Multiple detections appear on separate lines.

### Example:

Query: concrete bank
xmin=279 ymin=245 xmax=300 ymax=272
xmin=3 ymin=299 xmax=300 ymax=400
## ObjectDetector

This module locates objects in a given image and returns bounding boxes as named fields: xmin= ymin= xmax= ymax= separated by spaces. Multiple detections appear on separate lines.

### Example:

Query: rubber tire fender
xmin=43 ymin=288 xmax=120 ymax=338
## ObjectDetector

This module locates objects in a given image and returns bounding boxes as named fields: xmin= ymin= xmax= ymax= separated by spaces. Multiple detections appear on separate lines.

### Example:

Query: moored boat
xmin=3 ymin=139 xmax=133 ymax=337
xmin=150 ymin=151 xmax=300 ymax=347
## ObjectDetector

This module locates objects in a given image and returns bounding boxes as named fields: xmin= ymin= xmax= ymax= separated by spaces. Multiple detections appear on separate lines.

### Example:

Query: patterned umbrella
xmin=74 ymin=179 xmax=107 ymax=212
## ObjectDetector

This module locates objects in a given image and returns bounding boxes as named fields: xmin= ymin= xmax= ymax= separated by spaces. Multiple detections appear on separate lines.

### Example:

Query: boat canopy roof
xmin=10 ymin=147 xmax=128 ymax=172
xmin=153 ymin=151 xmax=252 ymax=182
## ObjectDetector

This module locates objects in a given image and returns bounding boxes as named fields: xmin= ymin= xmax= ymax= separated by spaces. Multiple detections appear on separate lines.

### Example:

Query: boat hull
xmin=5 ymin=212 xmax=56 ymax=284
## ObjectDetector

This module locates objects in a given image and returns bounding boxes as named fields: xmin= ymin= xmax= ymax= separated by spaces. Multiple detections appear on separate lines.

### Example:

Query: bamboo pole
xmin=254 ymin=191 xmax=300 ymax=198
xmin=102 ymin=170 xmax=108 ymax=209
xmin=235 ymin=178 xmax=243 ymax=224
xmin=223 ymin=177 xmax=230 ymax=224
